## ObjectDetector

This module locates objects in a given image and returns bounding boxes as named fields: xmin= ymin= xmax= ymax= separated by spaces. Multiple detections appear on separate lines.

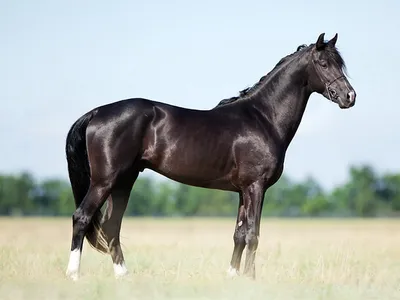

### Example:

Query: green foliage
xmin=1 ymin=164 xmax=400 ymax=217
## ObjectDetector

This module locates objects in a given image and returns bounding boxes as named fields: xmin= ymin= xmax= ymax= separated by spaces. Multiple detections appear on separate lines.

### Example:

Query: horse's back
xmin=84 ymin=97 xmax=267 ymax=191
xmin=91 ymin=98 xmax=154 ymax=119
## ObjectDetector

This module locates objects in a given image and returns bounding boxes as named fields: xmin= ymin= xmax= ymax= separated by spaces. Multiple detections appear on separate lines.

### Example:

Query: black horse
xmin=65 ymin=33 xmax=356 ymax=280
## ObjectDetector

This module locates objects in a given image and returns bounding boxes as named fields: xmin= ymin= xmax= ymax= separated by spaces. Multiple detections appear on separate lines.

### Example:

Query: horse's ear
xmin=327 ymin=33 xmax=338 ymax=47
xmin=316 ymin=33 xmax=325 ymax=51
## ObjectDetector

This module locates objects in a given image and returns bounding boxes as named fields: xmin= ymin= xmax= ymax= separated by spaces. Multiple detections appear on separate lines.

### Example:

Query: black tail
xmin=65 ymin=109 xmax=109 ymax=254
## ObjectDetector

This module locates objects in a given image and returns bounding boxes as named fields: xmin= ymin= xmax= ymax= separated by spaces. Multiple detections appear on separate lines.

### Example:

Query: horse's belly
xmin=145 ymin=154 xmax=236 ymax=191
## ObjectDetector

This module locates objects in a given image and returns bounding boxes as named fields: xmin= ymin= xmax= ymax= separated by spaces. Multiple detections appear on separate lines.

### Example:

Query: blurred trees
xmin=0 ymin=164 xmax=400 ymax=217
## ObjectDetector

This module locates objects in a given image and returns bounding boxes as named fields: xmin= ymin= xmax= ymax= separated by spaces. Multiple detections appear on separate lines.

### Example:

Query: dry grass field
xmin=0 ymin=217 xmax=399 ymax=300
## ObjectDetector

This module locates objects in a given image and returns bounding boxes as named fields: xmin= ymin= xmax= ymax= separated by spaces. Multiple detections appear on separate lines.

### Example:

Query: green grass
xmin=0 ymin=217 xmax=399 ymax=299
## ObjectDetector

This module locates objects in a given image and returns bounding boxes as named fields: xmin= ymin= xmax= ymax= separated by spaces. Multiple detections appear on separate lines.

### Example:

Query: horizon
xmin=2 ymin=0 xmax=400 ymax=191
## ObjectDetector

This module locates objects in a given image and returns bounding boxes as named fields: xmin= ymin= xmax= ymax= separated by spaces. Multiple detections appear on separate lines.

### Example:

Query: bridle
xmin=325 ymin=75 xmax=345 ymax=102
xmin=311 ymin=58 xmax=345 ymax=102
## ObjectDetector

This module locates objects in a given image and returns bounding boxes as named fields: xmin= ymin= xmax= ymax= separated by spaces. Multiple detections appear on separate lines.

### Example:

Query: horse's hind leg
xmin=66 ymin=182 xmax=112 ymax=280
xmin=66 ymin=154 xmax=135 ymax=281
xmin=101 ymin=171 xmax=138 ymax=278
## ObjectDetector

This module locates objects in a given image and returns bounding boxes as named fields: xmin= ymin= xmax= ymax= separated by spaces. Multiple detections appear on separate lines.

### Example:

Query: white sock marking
xmin=113 ymin=262 xmax=128 ymax=278
xmin=66 ymin=249 xmax=81 ymax=280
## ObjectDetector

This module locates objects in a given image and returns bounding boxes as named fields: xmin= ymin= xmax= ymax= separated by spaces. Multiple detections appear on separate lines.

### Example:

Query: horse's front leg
xmin=228 ymin=193 xmax=246 ymax=277
xmin=242 ymin=181 xmax=265 ymax=279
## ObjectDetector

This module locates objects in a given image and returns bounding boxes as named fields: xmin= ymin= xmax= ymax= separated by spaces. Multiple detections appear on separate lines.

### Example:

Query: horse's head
xmin=307 ymin=33 xmax=356 ymax=109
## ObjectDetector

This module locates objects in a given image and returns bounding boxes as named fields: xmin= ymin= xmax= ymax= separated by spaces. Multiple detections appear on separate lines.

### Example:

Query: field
xmin=0 ymin=218 xmax=399 ymax=300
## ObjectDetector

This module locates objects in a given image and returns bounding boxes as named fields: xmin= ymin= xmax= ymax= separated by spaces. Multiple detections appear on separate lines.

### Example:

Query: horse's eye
xmin=320 ymin=61 xmax=328 ymax=68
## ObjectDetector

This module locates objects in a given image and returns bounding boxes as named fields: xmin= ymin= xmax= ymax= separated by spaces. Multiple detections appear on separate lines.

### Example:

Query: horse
xmin=65 ymin=33 xmax=356 ymax=281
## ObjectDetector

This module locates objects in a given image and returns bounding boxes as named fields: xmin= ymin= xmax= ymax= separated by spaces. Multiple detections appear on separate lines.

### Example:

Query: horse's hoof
xmin=115 ymin=271 xmax=129 ymax=279
xmin=114 ymin=263 xmax=129 ymax=279
xmin=66 ymin=270 xmax=79 ymax=281
xmin=226 ymin=266 xmax=239 ymax=278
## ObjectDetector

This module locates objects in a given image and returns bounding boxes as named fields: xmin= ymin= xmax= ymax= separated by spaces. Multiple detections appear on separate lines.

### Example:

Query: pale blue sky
xmin=1 ymin=0 xmax=399 ymax=190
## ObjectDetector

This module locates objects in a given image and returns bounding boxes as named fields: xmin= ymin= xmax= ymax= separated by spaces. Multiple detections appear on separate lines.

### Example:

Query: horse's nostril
xmin=347 ymin=91 xmax=356 ymax=102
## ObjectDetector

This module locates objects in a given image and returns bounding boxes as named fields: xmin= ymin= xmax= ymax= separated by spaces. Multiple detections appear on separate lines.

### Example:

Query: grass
xmin=0 ymin=217 xmax=399 ymax=299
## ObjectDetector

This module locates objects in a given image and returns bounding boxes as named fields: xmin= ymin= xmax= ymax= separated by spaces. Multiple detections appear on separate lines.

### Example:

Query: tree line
xmin=1 ymin=164 xmax=400 ymax=218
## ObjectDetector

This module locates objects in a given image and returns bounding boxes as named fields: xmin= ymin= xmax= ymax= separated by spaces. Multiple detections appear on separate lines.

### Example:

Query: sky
xmin=1 ymin=0 xmax=400 ymax=191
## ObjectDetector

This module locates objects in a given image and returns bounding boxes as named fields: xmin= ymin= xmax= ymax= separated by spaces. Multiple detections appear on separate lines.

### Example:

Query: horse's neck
xmin=252 ymin=62 xmax=311 ymax=148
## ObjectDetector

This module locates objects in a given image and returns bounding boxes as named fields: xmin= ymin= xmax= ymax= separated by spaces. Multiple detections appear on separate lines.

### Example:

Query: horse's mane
xmin=215 ymin=44 xmax=309 ymax=107
xmin=216 ymin=41 xmax=347 ymax=108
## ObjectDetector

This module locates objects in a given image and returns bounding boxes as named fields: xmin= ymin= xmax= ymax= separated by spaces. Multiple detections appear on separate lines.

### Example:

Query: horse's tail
xmin=65 ymin=109 xmax=109 ymax=254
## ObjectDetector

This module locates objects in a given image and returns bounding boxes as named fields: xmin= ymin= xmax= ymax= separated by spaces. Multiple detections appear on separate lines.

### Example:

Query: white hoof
xmin=66 ymin=269 xmax=79 ymax=281
xmin=114 ymin=262 xmax=129 ymax=279
xmin=226 ymin=266 xmax=239 ymax=278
